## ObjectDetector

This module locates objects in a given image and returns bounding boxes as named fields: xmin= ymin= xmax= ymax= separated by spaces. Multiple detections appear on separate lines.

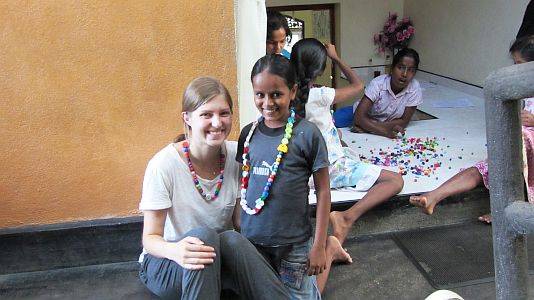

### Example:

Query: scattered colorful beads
xmin=359 ymin=136 xmax=445 ymax=178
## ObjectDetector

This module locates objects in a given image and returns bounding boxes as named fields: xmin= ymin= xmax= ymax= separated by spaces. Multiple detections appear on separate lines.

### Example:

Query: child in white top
xmin=352 ymin=48 xmax=422 ymax=138
xmin=290 ymin=39 xmax=404 ymax=290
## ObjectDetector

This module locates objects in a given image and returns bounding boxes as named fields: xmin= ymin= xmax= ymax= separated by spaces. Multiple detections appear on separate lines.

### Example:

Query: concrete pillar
xmin=484 ymin=61 xmax=534 ymax=300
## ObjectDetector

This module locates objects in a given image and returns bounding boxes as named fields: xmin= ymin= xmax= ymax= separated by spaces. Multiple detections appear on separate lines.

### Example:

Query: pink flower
xmin=374 ymin=12 xmax=415 ymax=54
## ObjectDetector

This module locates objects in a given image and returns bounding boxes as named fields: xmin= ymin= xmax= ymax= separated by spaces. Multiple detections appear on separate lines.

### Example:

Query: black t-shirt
xmin=236 ymin=118 xmax=329 ymax=246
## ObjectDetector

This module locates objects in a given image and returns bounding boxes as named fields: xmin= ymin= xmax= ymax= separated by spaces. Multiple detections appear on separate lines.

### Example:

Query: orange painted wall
xmin=0 ymin=1 xmax=238 ymax=228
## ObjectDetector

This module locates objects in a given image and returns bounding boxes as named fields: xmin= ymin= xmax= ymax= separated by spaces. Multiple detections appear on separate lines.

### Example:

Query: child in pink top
xmin=410 ymin=35 xmax=534 ymax=222
xmin=352 ymin=48 xmax=422 ymax=138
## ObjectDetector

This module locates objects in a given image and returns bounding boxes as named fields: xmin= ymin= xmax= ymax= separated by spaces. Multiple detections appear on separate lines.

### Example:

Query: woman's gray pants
xmin=139 ymin=227 xmax=290 ymax=299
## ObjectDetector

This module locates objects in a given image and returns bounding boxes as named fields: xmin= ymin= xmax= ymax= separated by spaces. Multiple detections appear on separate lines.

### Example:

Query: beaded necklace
xmin=240 ymin=109 xmax=296 ymax=215
xmin=182 ymin=141 xmax=225 ymax=201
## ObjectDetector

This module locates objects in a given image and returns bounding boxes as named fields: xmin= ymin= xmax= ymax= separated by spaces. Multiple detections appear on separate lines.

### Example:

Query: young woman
xmin=138 ymin=77 xmax=290 ymax=299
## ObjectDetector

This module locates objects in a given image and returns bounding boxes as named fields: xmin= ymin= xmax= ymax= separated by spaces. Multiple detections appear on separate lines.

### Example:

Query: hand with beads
xmin=385 ymin=124 xmax=405 ymax=139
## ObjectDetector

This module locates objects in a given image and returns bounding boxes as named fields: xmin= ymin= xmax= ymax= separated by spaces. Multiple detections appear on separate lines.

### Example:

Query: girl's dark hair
xmin=251 ymin=54 xmax=296 ymax=90
xmin=509 ymin=35 xmax=534 ymax=62
xmin=267 ymin=10 xmax=292 ymax=43
xmin=290 ymin=38 xmax=327 ymax=117
xmin=391 ymin=48 xmax=420 ymax=69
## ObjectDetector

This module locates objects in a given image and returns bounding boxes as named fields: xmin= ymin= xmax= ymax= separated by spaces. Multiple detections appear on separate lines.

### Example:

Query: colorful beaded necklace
xmin=182 ymin=140 xmax=225 ymax=201
xmin=240 ymin=109 xmax=296 ymax=215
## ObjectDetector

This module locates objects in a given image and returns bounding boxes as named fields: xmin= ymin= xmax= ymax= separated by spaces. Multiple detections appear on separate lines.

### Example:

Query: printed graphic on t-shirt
xmin=252 ymin=161 xmax=273 ymax=176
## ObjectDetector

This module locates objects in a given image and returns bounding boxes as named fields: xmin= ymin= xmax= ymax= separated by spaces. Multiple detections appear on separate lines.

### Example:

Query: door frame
xmin=268 ymin=4 xmax=337 ymax=88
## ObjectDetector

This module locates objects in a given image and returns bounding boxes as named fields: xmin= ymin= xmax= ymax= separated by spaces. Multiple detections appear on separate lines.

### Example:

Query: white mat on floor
xmin=309 ymin=81 xmax=486 ymax=204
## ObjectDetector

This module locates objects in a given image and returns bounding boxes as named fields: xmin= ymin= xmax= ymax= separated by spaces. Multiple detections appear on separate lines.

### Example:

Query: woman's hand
xmin=324 ymin=43 xmax=339 ymax=60
xmin=521 ymin=110 xmax=534 ymax=127
xmin=167 ymin=236 xmax=216 ymax=270
xmin=307 ymin=244 xmax=326 ymax=275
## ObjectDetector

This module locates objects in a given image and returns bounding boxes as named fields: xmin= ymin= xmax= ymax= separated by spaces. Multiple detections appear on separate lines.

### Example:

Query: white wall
xmin=266 ymin=0 xmax=404 ymax=67
xmin=235 ymin=0 xmax=266 ymax=128
xmin=404 ymin=0 xmax=529 ymax=86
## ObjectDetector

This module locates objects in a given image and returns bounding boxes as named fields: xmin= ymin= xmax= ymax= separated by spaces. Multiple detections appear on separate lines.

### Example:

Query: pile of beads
xmin=359 ymin=136 xmax=444 ymax=178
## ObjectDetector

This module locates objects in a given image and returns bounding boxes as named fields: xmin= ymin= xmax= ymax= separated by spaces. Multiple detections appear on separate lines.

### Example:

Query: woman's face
xmin=266 ymin=28 xmax=287 ymax=55
xmin=183 ymin=95 xmax=232 ymax=147
xmin=390 ymin=56 xmax=417 ymax=92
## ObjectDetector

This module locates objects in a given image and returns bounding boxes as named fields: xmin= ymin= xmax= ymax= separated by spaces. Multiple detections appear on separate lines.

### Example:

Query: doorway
xmin=268 ymin=4 xmax=336 ymax=87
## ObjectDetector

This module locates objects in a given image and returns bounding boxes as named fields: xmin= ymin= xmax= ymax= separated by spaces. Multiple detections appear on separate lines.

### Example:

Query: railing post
xmin=484 ymin=61 xmax=534 ymax=300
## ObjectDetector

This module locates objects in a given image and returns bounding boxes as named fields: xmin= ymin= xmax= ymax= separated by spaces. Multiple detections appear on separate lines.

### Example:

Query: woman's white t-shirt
xmin=138 ymin=141 xmax=239 ymax=261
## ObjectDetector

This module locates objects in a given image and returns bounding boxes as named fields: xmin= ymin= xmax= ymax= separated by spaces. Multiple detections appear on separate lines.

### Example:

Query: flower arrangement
xmin=373 ymin=13 xmax=415 ymax=54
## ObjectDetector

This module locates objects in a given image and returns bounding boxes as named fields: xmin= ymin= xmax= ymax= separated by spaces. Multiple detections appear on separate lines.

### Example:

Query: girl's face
xmin=512 ymin=51 xmax=526 ymax=64
xmin=182 ymin=94 xmax=232 ymax=148
xmin=252 ymin=70 xmax=296 ymax=128
xmin=266 ymin=28 xmax=287 ymax=55
xmin=391 ymin=56 xmax=417 ymax=93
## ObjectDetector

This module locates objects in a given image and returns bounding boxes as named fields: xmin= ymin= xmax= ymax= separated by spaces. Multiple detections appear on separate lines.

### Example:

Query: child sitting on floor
xmin=352 ymin=48 xmax=422 ymax=138
xmin=290 ymin=38 xmax=404 ymax=261
xmin=409 ymin=35 xmax=534 ymax=222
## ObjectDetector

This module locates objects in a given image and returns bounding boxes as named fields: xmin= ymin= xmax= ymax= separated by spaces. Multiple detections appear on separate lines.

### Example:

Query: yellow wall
xmin=0 ymin=1 xmax=238 ymax=228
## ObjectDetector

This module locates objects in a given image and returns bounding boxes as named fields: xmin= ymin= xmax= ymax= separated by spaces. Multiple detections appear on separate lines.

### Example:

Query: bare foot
xmin=409 ymin=193 xmax=438 ymax=215
xmin=330 ymin=211 xmax=352 ymax=245
xmin=327 ymin=236 xmax=352 ymax=264
xmin=478 ymin=213 xmax=492 ymax=224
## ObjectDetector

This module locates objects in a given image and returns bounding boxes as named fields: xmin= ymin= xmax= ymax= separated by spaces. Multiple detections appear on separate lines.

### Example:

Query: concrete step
xmin=0 ymin=218 xmax=143 ymax=276
xmin=0 ymin=262 xmax=155 ymax=300
xmin=2 ymin=226 xmax=531 ymax=300
xmin=0 ymin=188 xmax=490 ymax=276
xmin=336 ymin=187 xmax=490 ymax=239
xmin=0 ymin=188 xmax=493 ymax=299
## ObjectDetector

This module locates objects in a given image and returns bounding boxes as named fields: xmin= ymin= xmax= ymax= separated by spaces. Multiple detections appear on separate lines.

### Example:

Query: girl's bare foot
xmin=327 ymin=236 xmax=352 ymax=264
xmin=409 ymin=193 xmax=439 ymax=215
xmin=330 ymin=211 xmax=352 ymax=245
xmin=478 ymin=213 xmax=492 ymax=224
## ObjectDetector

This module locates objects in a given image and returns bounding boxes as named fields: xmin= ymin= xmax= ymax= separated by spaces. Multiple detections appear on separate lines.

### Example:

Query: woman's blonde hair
xmin=175 ymin=77 xmax=233 ymax=142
